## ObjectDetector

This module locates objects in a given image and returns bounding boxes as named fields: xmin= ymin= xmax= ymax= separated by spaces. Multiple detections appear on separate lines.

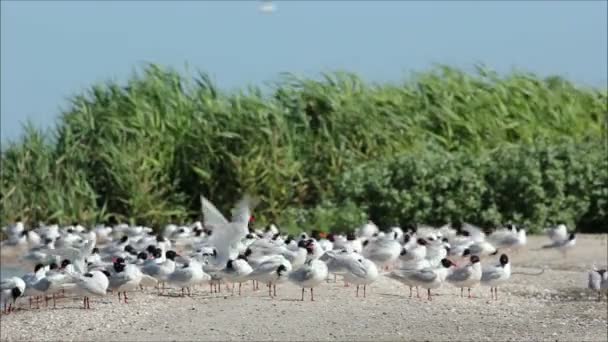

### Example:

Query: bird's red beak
xmin=249 ymin=216 xmax=255 ymax=223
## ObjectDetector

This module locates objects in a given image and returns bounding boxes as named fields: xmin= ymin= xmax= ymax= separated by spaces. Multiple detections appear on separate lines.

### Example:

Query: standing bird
xmin=1 ymin=277 xmax=26 ymax=314
xmin=388 ymin=259 xmax=455 ymax=301
xmin=65 ymin=270 xmax=110 ymax=309
xmin=481 ymin=254 xmax=511 ymax=300
xmin=342 ymin=257 xmax=379 ymax=298
xmin=109 ymin=257 xmax=143 ymax=303
xmin=288 ymin=257 xmax=328 ymax=301
xmin=588 ymin=268 xmax=608 ymax=301
xmin=447 ymin=255 xmax=483 ymax=298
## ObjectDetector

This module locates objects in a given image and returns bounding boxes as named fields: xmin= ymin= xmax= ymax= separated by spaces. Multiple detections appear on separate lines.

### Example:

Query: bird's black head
xmin=346 ymin=232 xmax=356 ymax=241
xmin=226 ymin=260 xmax=234 ymax=269
xmin=119 ymin=235 xmax=129 ymax=243
xmin=60 ymin=259 xmax=71 ymax=268
xmin=597 ymin=269 xmax=606 ymax=276
xmin=568 ymin=232 xmax=576 ymax=240
xmin=178 ymin=228 xmax=185 ymax=234
xmin=440 ymin=258 xmax=454 ymax=268
xmin=101 ymin=270 xmax=111 ymax=278
xmin=194 ymin=230 xmax=203 ymax=237
xmin=113 ymin=262 xmax=126 ymax=273
xmin=463 ymin=249 xmax=471 ymax=257
xmin=327 ymin=233 xmax=335 ymax=242
xmin=277 ymin=264 xmax=287 ymax=276
xmin=34 ymin=263 xmax=45 ymax=272
xmin=153 ymin=248 xmax=163 ymax=259
xmin=305 ymin=243 xmax=315 ymax=255
xmin=362 ymin=239 xmax=370 ymax=247
xmin=115 ymin=257 xmax=126 ymax=264
xmin=124 ymin=244 xmax=135 ymax=253
xmin=311 ymin=230 xmax=321 ymax=240
xmin=137 ymin=251 xmax=148 ymax=260
xmin=470 ymin=255 xmax=481 ymax=264
xmin=490 ymin=250 xmax=499 ymax=256
xmin=166 ymin=250 xmax=178 ymax=261
xmin=372 ymin=232 xmax=379 ymax=238
xmin=212 ymin=248 xmax=217 ymax=257
xmin=147 ymin=231 xmax=156 ymax=236
xmin=499 ymin=254 xmax=509 ymax=266
xmin=416 ymin=238 xmax=427 ymax=246
xmin=244 ymin=248 xmax=253 ymax=257
xmin=237 ymin=254 xmax=248 ymax=262
xmin=442 ymin=237 xmax=449 ymax=243
xmin=156 ymin=234 xmax=165 ymax=242
xmin=297 ymin=240 xmax=308 ymax=248
xmin=300 ymin=233 xmax=307 ymax=240
xmin=49 ymin=262 xmax=59 ymax=270
xmin=284 ymin=235 xmax=293 ymax=245
xmin=67 ymin=228 xmax=75 ymax=234
xmin=44 ymin=238 xmax=54 ymax=245
xmin=402 ymin=234 xmax=411 ymax=245
xmin=92 ymin=247 xmax=99 ymax=254
xmin=246 ymin=233 xmax=255 ymax=239
xmin=272 ymin=233 xmax=281 ymax=241
xmin=84 ymin=273 xmax=93 ymax=278
xmin=146 ymin=245 xmax=157 ymax=254
xmin=400 ymin=248 xmax=407 ymax=256
xmin=11 ymin=287 xmax=22 ymax=301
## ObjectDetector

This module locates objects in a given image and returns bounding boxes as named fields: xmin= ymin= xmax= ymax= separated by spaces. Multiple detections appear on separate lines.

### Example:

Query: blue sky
xmin=1 ymin=1 xmax=607 ymax=143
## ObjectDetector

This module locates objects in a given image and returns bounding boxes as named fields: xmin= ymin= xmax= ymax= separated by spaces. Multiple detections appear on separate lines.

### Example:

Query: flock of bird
xmin=1 ymin=195 xmax=606 ymax=315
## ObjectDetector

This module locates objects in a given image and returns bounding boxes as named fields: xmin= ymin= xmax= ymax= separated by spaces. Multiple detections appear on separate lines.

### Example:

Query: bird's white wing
xmin=345 ymin=258 xmax=368 ymax=278
xmin=230 ymin=195 xmax=256 ymax=224
xmin=200 ymin=195 xmax=229 ymax=229
xmin=547 ymin=225 xmax=568 ymax=242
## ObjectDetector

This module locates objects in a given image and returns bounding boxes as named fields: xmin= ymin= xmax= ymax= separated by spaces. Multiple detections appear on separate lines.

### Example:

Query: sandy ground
xmin=1 ymin=234 xmax=607 ymax=342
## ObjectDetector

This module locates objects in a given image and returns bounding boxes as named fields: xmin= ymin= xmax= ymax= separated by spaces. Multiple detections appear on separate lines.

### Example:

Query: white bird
xmin=481 ymin=254 xmax=511 ymax=300
xmin=109 ymin=257 xmax=144 ymax=303
xmin=588 ymin=268 xmax=607 ymax=301
xmin=362 ymin=235 xmax=401 ymax=270
xmin=388 ymin=259 xmax=455 ymax=300
xmin=446 ymin=255 xmax=483 ymax=298
xmin=489 ymin=224 xmax=526 ymax=251
xmin=141 ymin=250 xmax=178 ymax=292
xmin=248 ymin=255 xmax=292 ymax=297
xmin=201 ymin=195 xmax=256 ymax=265
xmin=1 ymin=276 xmax=26 ymax=314
xmin=356 ymin=221 xmax=379 ymax=239
xmin=167 ymin=258 xmax=209 ymax=297
xmin=542 ymin=232 xmax=576 ymax=257
xmin=221 ymin=255 xmax=253 ymax=295
xmin=288 ymin=257 xmax=328 ymax=301
xmin=64 ymin=270 xmax=110 ymax=309
xmin=342 ymin=257 xmax=379 ymax=297
xmin=545 ymin=224 xmax=569 ymax=243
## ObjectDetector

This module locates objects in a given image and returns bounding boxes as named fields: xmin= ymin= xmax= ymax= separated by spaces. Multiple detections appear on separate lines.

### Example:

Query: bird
xmin=288 ymin=257 xmax=328 ymax=301
xmin=108 ymin=257 xmax=144 ymax=303
xmin=141 ymin=250 xmax=178 ymax=293
xmin=220 ymin=255 xmax=253 ymax=295
xmin=588 ymin=268 xmax=608 ymax=301
xmin=248 ymin=255 xmax=292 ymax=297
xmin=446 ymin=255 xmax=483 ymax=298
xmin=1 ymin=276 xmax=26 ymax=314
xmin=342 ymin=257 xmax=379 ymax=298
xmin=167 ymin=258 xmax=209 ymax=297
xmin=64 ymin=270 xmax=111 ymax=309
xmin=542 ymin=232 xmax=576 ymax=257
xmin=481 ymin=254 xmax=511 ymax=300
xmin=388 ymin=258 xmax=456 ymax=300
xmin=362 ymin=234 xmax=401 ymax=270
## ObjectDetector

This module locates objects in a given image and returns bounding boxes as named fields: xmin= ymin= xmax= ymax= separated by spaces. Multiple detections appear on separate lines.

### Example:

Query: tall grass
xmin=1 ymin=64 xmax=606 ymax=232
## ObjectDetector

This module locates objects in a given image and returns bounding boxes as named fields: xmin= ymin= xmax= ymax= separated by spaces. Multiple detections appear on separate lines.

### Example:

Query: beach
xmin=1 ymin=234 xmax=607 ymax=342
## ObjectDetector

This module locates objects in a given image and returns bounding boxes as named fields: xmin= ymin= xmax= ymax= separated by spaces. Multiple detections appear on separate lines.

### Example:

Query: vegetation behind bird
xmin=1 ymin=63 xmax=606 ymax=233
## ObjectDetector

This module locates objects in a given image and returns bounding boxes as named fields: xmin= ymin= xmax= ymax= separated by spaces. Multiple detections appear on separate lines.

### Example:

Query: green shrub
xmin=1 ymin=63 xmax=606 ymax=233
